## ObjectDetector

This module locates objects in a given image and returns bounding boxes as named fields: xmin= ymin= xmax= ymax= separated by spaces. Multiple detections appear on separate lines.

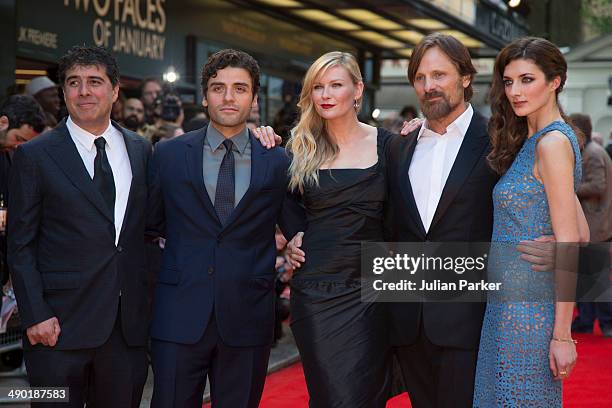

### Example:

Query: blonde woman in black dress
xmin=256 ymin=51 xmax=394 ymax=407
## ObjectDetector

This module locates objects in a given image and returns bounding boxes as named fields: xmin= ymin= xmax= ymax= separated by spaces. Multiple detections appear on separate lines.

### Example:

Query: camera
xmin=160 ymin=93 xmax=182 ymax=122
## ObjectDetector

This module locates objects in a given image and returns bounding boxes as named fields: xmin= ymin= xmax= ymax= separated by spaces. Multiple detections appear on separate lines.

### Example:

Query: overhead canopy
xmin=226 ymin=0 xmax=529 ymax=59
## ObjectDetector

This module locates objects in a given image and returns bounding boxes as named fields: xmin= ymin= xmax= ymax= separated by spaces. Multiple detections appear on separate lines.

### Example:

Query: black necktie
xmin=93 ymin=137 xmax=115 ymax=216
xmin=214 ymin=139 xmax=235 ymax=225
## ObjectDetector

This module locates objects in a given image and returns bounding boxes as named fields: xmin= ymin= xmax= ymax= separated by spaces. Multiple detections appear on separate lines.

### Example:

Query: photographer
xmin=151 ymin=93 xmax=184 ymax=145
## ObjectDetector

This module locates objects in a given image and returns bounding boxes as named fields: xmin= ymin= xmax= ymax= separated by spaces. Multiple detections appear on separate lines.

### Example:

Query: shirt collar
xmin=66 ymin=116 xmax=115 ymax=151
xmin=205 ymin=124 xmax=250 ymax=155
xmin=417 ymin=103 xmax=473 ymax=140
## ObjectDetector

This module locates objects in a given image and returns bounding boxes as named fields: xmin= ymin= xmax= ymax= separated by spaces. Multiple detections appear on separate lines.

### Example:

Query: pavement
xmin=0 ymin=353 xmax=28 ymax=407
xmin=0 ymin=323 xmax=300 ymax=407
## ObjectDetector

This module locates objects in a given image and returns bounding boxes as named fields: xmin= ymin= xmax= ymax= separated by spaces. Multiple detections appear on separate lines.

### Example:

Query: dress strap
xmin=532 ymin=121 xmax=582 ymax=189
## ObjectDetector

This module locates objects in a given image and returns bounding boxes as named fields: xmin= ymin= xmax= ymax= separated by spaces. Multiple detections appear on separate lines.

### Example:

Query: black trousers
xmin=394 ymin=323 xmax=478 ymax=408
xmin=24 ymin=309 xmax=148 ymax=408
xmin=574 ymin=242 xmax=612 ymax=331
xmin=151 ymin=313 xmax=271 ymax=408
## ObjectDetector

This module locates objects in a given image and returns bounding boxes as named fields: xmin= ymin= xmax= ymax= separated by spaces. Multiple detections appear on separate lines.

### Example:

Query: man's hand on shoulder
xmin=252 ymin=126 xmax=282 ymax=149
xmin=400 ymin=118 xmax=423 ymax=136
xmin=27 ymin=317 xmax=61 ymax=347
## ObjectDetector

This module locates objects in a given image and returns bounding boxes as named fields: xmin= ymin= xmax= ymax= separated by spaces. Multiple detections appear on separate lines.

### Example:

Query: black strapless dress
xmin=290 ymin=128 xmax=392 ymax=408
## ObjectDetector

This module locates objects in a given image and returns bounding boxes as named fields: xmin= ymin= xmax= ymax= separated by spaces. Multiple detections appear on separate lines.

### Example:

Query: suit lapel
xmin=221 ymin=132 xmax=269 ymax=231
xmin=44 ymin=120 xmax=114 ymax=223
xmin=117 ymin=124 xmax=143 ymax=242
xmin=185 ymin=126 xmax=220 ymax=224
xmin=429 ymin=113 xmax=489 ymax=231
xmin=398 ymin=131 xmax=427 ymax=239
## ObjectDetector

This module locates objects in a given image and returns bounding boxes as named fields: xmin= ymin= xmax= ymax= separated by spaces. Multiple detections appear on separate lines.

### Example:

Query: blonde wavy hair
xmin=286 ymin=51 xmax=363 ymax=192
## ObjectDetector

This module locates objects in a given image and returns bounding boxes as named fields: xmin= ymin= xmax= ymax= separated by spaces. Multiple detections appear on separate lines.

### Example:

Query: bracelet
xmin=552 ymin=337 xmax=578 ymax=344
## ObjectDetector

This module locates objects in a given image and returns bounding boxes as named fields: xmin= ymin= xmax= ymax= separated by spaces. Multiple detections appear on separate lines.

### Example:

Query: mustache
xmin=424 ymin=91 xmax=445 ymax=101
xmin=123 ymin=115 xmax=142 ymax=126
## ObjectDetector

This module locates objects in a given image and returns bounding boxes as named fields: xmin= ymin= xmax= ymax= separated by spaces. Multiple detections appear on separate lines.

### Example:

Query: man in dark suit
xmin=148 ymin=49 xmax=305 ymax=408
xmin=385 ymin=34 xmax=549 ymax=407
xmin=0 ymin=95 xmax=46 ymax=286
xmin=8 ymin=46 xmax=151 ymax=407
xmin=571 ymin=113 xmax=612 ymax=337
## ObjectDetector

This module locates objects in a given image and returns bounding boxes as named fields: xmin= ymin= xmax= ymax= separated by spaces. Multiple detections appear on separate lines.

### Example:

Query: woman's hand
xmin=549 ymin=339 xmax=577 ymax=380
xmin=252 ymin=125 xmax=282 ymax=149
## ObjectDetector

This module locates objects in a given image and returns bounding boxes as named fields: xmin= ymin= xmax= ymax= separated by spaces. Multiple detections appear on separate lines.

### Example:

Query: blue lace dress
xmin=473 ymin=121 xmax=582 ymax=407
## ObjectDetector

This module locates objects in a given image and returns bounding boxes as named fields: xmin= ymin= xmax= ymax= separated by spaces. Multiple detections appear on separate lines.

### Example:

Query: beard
xmin=419 ymin=82 xmax=464 ymax=121
xmin=421 ymin=92 xmax=453 ymax=120
xmin=123 ymin=115 xmax=142 ymax=131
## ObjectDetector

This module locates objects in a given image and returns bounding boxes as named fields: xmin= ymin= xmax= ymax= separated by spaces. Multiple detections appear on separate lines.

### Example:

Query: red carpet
xmin=204 ymin=327 xmax=612 ymax=407
xmin=564 ymin=326 xmax=612 ymax=408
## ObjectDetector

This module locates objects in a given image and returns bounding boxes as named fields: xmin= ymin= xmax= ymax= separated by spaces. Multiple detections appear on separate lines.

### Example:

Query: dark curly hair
xmin=0 ymin=94 xmax=46 ymax=133
xmin=58 ymin=45 xmax=119 ymax=87
xmin=487 ymin=37 xmax=581 ymax=175
xmin=201 ymin=49 xmax=260 ymax=97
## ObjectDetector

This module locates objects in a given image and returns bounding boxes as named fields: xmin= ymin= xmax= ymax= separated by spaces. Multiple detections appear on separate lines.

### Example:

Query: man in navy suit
xmin=148 ymin=49 xmax=305 ymax=408
xmin=8 ymin=46 xmax=151 ymax=407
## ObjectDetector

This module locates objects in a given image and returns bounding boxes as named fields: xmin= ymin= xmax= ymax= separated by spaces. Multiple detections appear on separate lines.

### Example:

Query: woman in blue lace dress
xmin=473 ymin=37 xmax=589 ymax=406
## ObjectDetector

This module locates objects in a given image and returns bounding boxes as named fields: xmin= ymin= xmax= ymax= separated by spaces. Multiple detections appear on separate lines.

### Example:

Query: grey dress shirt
xmin=203 ymin=125 xmax=251 ymax=207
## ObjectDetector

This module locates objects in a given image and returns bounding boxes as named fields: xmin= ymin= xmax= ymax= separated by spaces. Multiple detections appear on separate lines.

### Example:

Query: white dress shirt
xmin=66 ymin=116 xmax=133 ymax=245
xmin=409 ymin=104 xmax=473 ymax=232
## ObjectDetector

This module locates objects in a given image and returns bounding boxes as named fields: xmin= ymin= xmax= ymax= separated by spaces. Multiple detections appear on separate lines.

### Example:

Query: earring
xmin=354 ymin=99 xmax=360 ymax=109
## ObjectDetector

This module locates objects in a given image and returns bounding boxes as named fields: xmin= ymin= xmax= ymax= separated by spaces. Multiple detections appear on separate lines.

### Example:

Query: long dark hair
xmin=487 ymin=37 xmax=580 ymax=175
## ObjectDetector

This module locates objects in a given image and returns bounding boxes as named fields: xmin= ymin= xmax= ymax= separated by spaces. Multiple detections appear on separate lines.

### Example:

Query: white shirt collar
xmin=417 ymin=103 xmax=474 ymax=140
xmin=66 ymin=116 xmax=115 ymax=152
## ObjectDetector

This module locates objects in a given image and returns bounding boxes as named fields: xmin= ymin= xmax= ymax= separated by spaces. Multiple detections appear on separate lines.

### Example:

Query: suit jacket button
xmin=117 ymin=246 xmax=123 ymax=252
xmin=208 ymin=267 xmax=214 ymax=275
